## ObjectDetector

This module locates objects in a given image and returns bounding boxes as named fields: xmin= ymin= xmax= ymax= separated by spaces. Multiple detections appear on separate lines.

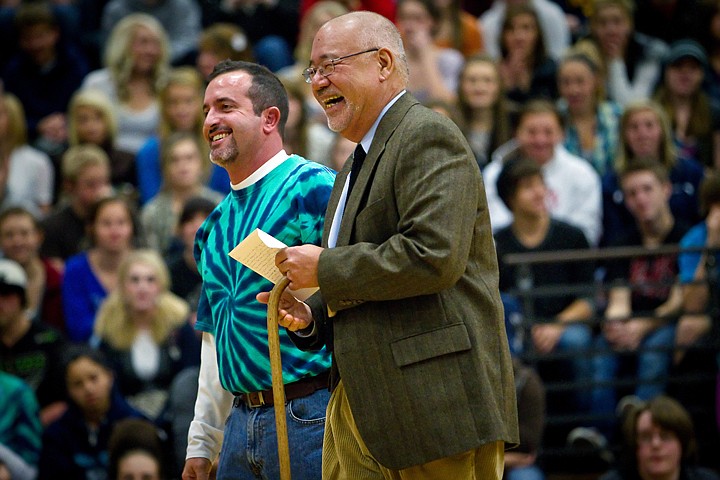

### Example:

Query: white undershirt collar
xmin=231 ymin=150 xmax=290 ymax=190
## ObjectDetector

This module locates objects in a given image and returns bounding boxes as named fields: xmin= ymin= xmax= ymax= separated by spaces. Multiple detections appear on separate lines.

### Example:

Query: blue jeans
xmin=591 ymin=323 xmax=676 ymax=429
xmin=506 ymin=465 xmax=546 ymax=480
xmin=545 ymin=323 xmax=593 ymax=412
xmin=217 ymin=387 xmax=330 ymax=480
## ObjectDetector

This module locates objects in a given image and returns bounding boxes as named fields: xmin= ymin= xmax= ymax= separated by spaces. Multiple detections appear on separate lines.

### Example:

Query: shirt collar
xmin=231 ymin=150 xmax=290 ymax=190
xmin=359 ymin=90 xmax=406 ymax=153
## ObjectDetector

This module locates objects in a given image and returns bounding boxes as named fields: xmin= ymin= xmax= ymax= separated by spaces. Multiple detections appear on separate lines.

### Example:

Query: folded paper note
xmin=228 ymin=228 xmax=318 ymax=301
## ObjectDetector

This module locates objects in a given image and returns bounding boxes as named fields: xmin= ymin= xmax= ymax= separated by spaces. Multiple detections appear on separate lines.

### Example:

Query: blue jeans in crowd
xmin=548 ymin=322 xmax=594 ymax=412
xmin=217 ymin=387 xmax=330 ymax=480
xmin=507 ymin=465 xmax=546 ymax=480
xmin=590 ymin=323 xmax=676 ymax=434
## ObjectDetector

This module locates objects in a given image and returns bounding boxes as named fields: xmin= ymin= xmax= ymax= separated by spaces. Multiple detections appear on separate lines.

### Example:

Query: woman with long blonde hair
xmin=0 ymin=92 xmax=54 ymax=217
xmin=94 ymin=249 xmax=200 ymax=419
xmin=67 ymin=89 xmax=137 ymax=193
xmin=81 ymin=13 xmax=171 ymax=155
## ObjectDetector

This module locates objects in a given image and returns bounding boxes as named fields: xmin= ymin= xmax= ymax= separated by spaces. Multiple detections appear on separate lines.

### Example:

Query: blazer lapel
xmin=331 ymin=93 xmax=419 ymax=247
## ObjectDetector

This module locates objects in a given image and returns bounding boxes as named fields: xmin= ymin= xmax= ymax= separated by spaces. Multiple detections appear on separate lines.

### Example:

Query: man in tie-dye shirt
xmin=183 ymin=60 xmax=335 ymax=480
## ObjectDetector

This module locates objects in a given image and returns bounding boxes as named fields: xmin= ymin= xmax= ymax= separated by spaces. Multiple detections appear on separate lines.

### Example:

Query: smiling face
xmin=0 ymin=213 xmax=41 ymax=267
xmin=309 ymin=18 xmax=386 ymax=142
xmin=625 ymin=109 xmax=663 ymax=159
xmin=203 ymin=70 xmax=263 ymax=169
xmin=516 ymin=112 xmax=562 ymax=165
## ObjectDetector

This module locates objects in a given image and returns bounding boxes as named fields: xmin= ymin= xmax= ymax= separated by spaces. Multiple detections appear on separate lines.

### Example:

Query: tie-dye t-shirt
xmin=194 ymin=155 xmax=335 ymax=394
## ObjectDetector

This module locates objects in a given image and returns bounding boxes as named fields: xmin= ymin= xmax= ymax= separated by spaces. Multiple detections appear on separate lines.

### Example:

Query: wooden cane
xmin=267 ymin=276 xmax=292 ymax=480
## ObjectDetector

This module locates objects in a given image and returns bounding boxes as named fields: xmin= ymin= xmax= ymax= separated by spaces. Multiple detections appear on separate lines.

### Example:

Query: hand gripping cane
xmin=267 ymin=276 xmax=292 ymax=480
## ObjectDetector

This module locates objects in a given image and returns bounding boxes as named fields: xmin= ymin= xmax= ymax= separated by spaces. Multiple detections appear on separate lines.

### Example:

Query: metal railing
xmin=500 ymin=244 xmax=719 ymax=473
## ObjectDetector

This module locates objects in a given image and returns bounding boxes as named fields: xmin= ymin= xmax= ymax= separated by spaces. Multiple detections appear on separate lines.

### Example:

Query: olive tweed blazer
xmin=296 ymin=92 xmax=519 ymax=470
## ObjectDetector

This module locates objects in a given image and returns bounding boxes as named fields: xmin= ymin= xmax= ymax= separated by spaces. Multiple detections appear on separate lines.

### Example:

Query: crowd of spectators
xmin=0 ymin=0 xmax=719 ymax=479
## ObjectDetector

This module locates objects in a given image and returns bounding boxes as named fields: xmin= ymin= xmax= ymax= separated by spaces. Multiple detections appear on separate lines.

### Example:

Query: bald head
xmin=309 ymin=11 xmax=410 ymax=141
xmin=319 ymin=11 xmax=409 ymax=85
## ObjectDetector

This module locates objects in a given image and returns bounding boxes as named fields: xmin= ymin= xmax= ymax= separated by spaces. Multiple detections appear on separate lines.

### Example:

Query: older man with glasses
xmin=260 ymin=11 xmax=519 ymax=480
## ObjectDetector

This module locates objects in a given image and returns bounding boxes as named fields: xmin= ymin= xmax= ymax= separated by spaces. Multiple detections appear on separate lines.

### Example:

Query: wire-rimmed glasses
xmin=302 ymin=48 xmax=379 ymax=84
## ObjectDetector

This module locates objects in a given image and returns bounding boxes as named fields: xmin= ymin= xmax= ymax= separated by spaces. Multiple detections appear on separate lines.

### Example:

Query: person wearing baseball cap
xmin=0 ymin=258 xmax=68 ymax=427
xmin=0 ymin=258 xmax=27 ymax=298
xmin=655 ymin=38 xmax=719 ymax=169
xmin=663 ymin=39 xmax=708 ymax=69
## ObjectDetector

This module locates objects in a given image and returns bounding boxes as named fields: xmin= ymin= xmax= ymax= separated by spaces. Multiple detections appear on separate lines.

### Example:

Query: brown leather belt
xmin=233 ymin=371 xmax=329 ymax=409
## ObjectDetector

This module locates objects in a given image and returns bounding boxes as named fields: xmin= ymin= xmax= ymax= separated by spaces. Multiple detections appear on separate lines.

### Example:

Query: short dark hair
xmin=61 ymin=344 xmax=114 ymax=380
xmin=699 ymin=171 xmax=720 ymax=218
xmin=108 ymin=418 xmax=166 ymax=480
xmin=85 ymin=195 xmax=140 ymax=248
xmin=179 ymin=196 xmax=218 ymax=226
xmin=208 ymin=60 xmax=289 ymax=137
xmin=619 ymin=158 xmax=670 ymax=186
xmin=15 ymin=2 xmax=58 ymax=31
xmin=496 ymin=155 xmax=543 ymax=211
xmin=516 ymin=99 xmax=564 ymax=132
xmin=622 ymin=395 xmax=697 ymax=465
xmin=0 ymin=206 xmax=41 ymax=232
xmin=397 ymin=0 xmax=441 ymax=25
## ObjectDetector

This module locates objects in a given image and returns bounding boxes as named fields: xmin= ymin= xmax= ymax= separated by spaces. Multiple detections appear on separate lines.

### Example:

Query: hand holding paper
xmin=228 ymin=229 xmax=321 ymax=300
xmin=274 ymin=244 xmax=323 ymax=290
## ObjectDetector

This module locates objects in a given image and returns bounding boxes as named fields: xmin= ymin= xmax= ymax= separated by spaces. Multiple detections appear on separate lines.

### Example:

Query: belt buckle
xmin=245 ymin=391 xmax=265 ymax=408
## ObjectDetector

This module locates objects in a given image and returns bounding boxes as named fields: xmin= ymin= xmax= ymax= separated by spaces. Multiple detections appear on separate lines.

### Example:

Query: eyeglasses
xmin=302 ymin=48 xmax=379 ymax=84
xmin=637 ymin=429 xmax=677 ymax=446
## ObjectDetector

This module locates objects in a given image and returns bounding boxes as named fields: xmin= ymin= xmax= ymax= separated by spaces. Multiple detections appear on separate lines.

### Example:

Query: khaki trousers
xmin=323 ymin=380 xmax=505 ymax=480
